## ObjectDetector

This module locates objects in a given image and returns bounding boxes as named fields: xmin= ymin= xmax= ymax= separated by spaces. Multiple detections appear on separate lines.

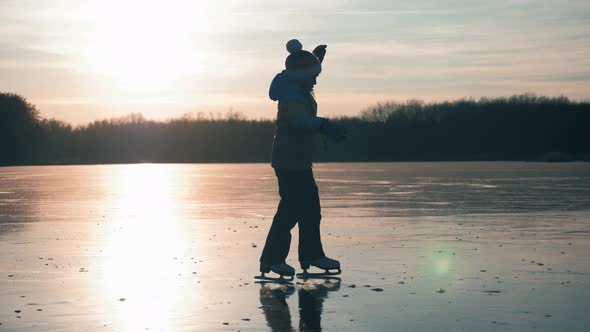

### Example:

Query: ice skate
xmin=255 ymin=262 xmax=295 ymax=282
xmin=297 ymin=256 xmax=341 ymax=279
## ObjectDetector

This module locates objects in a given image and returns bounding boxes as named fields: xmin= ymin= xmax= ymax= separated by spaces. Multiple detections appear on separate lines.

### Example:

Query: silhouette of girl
xmin=259 ymin=39 xmax=346 ymax=279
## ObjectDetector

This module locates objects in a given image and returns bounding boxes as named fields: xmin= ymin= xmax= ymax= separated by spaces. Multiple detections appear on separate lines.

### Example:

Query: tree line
xmin=1 ymin=92 xmax=588 ymax=166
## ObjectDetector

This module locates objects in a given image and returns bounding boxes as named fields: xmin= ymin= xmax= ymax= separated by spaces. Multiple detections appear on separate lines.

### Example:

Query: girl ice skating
xmin=257 ymin=39 xmax=347 ymax=281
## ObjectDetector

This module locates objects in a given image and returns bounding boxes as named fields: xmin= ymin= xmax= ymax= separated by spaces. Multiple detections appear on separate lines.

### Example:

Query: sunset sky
xmin=1 ymin=0 xmax=589 ymax=124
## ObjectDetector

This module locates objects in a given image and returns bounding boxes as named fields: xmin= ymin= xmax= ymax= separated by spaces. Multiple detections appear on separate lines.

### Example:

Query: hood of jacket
xmin=269 ymin=70 xmax=307 ymax=103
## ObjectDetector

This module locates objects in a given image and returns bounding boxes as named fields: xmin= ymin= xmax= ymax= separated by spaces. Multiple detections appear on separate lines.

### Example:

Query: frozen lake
xmin=1 ymin=162 xmax=589 ymax=331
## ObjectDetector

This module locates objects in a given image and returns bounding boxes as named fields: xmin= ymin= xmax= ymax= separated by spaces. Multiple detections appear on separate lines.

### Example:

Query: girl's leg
xmin=297 ymin=170 xmax=325 ymax=262
xmin=260 ymin=169 xmax=301 ymax=264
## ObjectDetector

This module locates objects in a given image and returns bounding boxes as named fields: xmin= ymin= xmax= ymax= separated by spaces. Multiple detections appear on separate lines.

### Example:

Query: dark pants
xmin=260 ymin=168 xmax=326 ymax=265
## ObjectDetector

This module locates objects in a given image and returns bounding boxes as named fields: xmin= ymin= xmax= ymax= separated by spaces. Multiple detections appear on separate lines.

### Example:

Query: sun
xmin=82 ymin=0 xmax=209 ymax=92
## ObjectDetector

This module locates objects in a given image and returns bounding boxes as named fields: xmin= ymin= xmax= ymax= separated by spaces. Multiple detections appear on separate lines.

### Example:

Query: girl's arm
xmin=278 ymin=101 xmax=347 ymax=141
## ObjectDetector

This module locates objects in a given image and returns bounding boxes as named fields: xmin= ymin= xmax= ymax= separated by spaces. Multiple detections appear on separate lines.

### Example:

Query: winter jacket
xmin=269 ymin=70 xmax=325 ymax=170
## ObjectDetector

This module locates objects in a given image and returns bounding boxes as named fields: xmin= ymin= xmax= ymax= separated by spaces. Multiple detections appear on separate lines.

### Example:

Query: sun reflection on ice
xmin=99 ymin=164 xmax=192 ymax=331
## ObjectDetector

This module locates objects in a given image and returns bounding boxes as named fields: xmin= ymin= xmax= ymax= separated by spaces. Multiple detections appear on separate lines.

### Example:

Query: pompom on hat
xmin=286 ymin=39 xmax=303 ymax=53
xmin=284 ymin=39 xmax=321 ymax=79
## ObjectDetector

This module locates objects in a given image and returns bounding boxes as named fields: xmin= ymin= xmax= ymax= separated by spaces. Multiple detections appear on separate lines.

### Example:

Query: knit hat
xmin=284 ymin=39 xmax=321 ymax=79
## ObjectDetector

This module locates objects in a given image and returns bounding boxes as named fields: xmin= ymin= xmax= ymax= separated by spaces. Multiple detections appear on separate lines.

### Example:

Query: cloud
xmin=0 ymin=42 xmax=72 ymax=69
xmin=1 ymin=0 xmax=589 ymax=124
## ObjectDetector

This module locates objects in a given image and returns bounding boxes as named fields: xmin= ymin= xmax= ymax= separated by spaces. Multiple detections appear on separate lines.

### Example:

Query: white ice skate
xmin=255 ymin=262 xmax=295 ymax=282
xmin=297 ymin=256 xmax=341 ymax=278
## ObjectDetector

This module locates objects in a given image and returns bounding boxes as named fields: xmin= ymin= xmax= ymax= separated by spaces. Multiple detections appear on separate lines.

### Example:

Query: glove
xmin=312 ymin=45 xmax=327 ymax=63
xmin=319 ymin=118 xmax=347 ymax=142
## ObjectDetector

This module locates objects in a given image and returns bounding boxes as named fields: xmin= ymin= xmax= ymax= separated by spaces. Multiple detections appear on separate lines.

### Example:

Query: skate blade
xmin=296 ymin=269 xmax=342 ymax=279
xmin=254 ymin=276 xmax=293 ymax=285
xmin=254 ymin=275 xmax=294 ymax=283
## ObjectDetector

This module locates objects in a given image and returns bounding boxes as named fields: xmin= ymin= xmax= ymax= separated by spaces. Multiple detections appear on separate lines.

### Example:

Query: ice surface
xmin=0 ymin=162 xmax=589 ymax=331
